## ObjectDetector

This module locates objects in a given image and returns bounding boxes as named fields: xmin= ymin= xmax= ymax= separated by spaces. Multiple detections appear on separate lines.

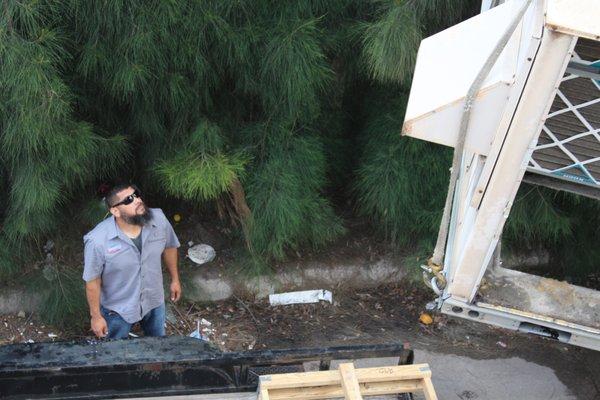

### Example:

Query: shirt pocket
xmin=104 ymin=247 xmax=135 ymax=272
xmin=146 ymin=230 xmax=167 ymax=256
xmin=147 ymin=231 xmax=167 ymax=244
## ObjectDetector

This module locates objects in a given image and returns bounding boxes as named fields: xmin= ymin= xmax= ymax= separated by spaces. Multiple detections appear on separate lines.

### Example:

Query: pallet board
xmin=258 ymin=362 xmax=437 ymax=400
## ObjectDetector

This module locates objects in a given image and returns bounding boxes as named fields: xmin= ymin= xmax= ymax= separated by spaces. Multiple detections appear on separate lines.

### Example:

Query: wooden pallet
xmin=258 ymin=362 xmax=438 ymax=400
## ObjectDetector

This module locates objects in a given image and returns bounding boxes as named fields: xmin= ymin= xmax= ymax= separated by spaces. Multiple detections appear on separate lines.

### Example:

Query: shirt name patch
xmin=107 ymin=245 xmax=122 ymax=254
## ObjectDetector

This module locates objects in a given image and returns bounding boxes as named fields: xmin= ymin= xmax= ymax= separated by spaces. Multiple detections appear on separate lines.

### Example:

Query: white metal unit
xmin=403 ymin=0 xmax=541 ymax=157
xmin=402 ymin=0 xmax=600 ymax=351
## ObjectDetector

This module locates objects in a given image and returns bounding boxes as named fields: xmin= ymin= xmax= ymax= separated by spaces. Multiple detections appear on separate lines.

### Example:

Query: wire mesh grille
xmin=528 ymin=39 xmax=600 ymax=187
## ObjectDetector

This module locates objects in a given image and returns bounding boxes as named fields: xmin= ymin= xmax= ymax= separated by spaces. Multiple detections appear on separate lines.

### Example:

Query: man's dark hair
xmin=104 ymin=183 xmax=140 ymax=209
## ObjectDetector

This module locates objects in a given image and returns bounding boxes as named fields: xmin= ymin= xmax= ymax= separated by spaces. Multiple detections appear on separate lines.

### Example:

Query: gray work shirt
xmin=82 ymin=208 xmax=180 ymax=323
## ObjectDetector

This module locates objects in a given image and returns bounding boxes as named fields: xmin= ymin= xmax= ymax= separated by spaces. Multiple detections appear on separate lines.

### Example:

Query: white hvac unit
xmin=403 ymin=0 xmax=600 ymax=350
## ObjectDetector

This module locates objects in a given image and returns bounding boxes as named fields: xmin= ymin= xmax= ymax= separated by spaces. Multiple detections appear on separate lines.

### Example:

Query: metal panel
xmin=441 ymin=297 xmax=600 ymax=351
xmin=402 ymin=0 xmax=540 ymax=156
xmin=479 ymin=267 xmax=600 ymax=330
xmin=546 ymin=0 xmax=600 ymax=41
xmin=445 ymin=30 xmax=576 ymax=302
xmin=403 ymin=82 xmax=510 ymax=154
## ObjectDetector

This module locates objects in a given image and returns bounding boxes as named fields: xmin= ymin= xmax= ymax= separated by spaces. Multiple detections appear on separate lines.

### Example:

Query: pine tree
xmin=2 ymin=0 xmax=595 ymax=304
xmin=504 ymin=185 xmax=600 ymax=279
xmin=0 ymin=1 xmax=126 ymax=251
xmin=63 ymin=0 xmax=350 ymax=261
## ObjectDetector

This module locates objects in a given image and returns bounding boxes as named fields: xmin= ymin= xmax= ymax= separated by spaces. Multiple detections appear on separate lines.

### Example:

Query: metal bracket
xmin=441 ymin=297 xmax=600 ymax=351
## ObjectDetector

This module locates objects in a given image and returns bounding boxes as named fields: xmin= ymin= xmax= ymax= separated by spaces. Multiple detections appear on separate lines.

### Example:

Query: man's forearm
xmin=85 ymin=278 xmax=102 ymax=317
xmin=162 ymin=247 xmax=179 ymax=282
xmin=85 ymin=278 xmax=108 ymax=338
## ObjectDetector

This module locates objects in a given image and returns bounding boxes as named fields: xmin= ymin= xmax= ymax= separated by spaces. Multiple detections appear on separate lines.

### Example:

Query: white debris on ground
xmin=189 ymin=319 xmax=212 ymax=342
xmin=269 ymin=289 xmax=333 ymax=306
xmin=187 ymin=243 xmax=216 ymax=265
xmin=0 ymin=314 xmax=63 ymax=345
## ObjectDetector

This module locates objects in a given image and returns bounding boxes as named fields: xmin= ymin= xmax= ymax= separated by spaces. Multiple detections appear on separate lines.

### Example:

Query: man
xmin=83 ymin=183 xmax=181 ymax=339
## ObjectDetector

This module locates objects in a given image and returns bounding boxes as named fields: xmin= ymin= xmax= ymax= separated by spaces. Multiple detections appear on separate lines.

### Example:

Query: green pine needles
xmin=504 ymin=184 xmax=572 ymax=245
xmin=504 ymin=185 xmax=600 ymax=278
xmin=247 ymin=127 xmax=346 ymax=260
xmin=32 ymin=264 xmax=88 ymax=333
xmin=156 ymin=152 xmax=246 ymax=203
xmin=361 ymin=3 xmax=422 ymax=84
xmin=1 ymin=0 xmax=596 ymax=301
xmin=0 ymin=1 xmax=126 ymax=244
xmin=353 ymin=90 xmax=451 ymax=247
xmin=155 ymin=120 xmax=247 ymax=203
xmin=260 ymin=17 xmax=333 ymax=121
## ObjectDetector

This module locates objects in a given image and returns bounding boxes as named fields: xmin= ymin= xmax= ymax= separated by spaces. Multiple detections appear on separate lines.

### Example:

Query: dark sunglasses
xmin=111 ymin=190 xmax=142 ymax=207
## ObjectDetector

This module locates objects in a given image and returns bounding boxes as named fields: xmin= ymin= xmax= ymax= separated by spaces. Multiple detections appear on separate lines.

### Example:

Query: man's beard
xmin=122 ymin=207 xmax=152 ymax=226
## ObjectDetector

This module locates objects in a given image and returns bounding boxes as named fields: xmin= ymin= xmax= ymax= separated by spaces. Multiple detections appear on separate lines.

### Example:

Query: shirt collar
xmin=108 ymin=216 xmax=120 ymax=239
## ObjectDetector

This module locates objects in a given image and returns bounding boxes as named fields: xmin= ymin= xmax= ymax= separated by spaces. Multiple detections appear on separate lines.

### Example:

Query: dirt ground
xmin=2 ymin=282 xmax=426 ymax=348
xmin=0 ymin=281 xmax=501 ymax=352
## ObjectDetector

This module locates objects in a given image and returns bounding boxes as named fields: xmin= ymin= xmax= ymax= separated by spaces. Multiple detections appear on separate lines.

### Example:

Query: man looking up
xmin=83 ymin=183 xmax=181 ymax=339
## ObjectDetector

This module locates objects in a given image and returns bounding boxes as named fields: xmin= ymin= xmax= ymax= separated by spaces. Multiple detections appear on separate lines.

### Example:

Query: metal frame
xmin=403 ymin=0 xmax=600 ymax=351
xmin=438 ymin=4 xmax=600 ymax=351
xmin=444 ymin=9 xmax=571 ymax=303
xmin=440 ymin=26 xmax=600 ymax=349
xmin=565 ymin=61 xmax=600 ymax=81
xmin=522 ymin=170 xmax=600 ymax=200
xmin=441 ymin=298 xmax=600 ymax=351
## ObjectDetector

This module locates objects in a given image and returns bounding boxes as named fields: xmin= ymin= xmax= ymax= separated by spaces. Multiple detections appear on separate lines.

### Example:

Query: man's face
xmin=110 ymin=187 xmax=150 ymax=225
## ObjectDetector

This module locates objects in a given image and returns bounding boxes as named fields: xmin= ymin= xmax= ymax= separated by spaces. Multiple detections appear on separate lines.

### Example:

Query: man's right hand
xmin=91 ymin=315 xmax=108 ymax=338
xmin=86 ymin=278 xmax=106 ymax=338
